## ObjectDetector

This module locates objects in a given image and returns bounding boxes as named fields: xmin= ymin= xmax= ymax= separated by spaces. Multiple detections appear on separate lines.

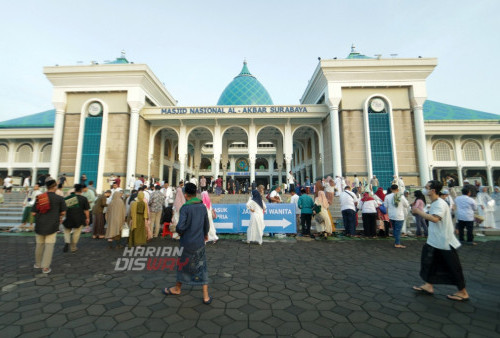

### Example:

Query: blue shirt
xmin=176 ymin=201 xmax=209 ymax=251
xmin=454 ymin=195 xmax=477 ymax=221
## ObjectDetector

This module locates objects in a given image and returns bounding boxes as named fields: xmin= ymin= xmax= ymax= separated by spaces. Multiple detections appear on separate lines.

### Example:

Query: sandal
xmin=203 ymin=296 xmax=213 ymax=305
xmin=447 ymin=294 xmax=469 ymax=302
xmin=161 ymin=287 xmax=179 ymax=296
xmin=412 ymin=285 xmax=434 ymax=295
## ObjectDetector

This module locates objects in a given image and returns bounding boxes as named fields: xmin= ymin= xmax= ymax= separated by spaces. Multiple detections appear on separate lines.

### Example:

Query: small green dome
xmin=217 ymin=61 xmax=273 ymax=106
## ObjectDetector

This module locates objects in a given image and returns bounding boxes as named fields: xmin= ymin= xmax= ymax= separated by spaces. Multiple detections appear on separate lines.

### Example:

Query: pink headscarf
xmin=317 ymin=191 xmax=330 ymax=209
xmin=201 ymin=191 xmax=211 ymax=209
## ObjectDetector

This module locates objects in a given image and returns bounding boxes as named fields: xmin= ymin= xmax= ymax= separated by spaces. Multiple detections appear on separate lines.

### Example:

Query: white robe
xmin=477 ymin=192 xmax=495 ymax=228
xmin=206 ymin=205 xmax=219 ymax=242
xmin=246 ymin=199 xmax=266 ymax=244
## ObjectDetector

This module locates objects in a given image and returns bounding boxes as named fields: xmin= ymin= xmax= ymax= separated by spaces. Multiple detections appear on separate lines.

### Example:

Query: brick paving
xmin=0 ymin=234 xmax=499 ymax=337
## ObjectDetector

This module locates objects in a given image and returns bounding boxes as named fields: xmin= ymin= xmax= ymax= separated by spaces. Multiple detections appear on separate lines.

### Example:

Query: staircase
xmin=0 ymin=191 xmax=25 ymax=230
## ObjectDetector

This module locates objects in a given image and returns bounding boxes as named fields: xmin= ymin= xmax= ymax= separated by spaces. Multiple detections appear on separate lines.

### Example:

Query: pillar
xmin=49 ymin=101 xmax=66 ymax=178
xmin=311 ymin=134 xmax=317 ymax=180
xmin=32 ymin=167 xmax=37 ymax=186
xmin=249 ymin=155 xmax=256 ymax=184
xmin=412 ymin=104 xmax=430 ymax=185
xmin=126 ymin=108 xmax=140 ymax=186
xmin=328 ymin=105 xmax=342 ymax=177
xmin=453 ymin=137 xmax=464 ymax=185
xmin=483 ymin=136 xmax=494 ymax=187
xmin=457 ymin=166 xmax=464 ymax=186
xmin=159 ymin=131 xmax=166 ymax=182
xmin=168 ymin=166 xmax=173 ymax=185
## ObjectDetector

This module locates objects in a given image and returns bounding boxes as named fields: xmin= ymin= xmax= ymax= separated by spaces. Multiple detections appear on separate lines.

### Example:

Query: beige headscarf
xmin=316 ymin=191 xmax=330 ymax=209
xmin=130 ymin=191 xmax=149 ymax=230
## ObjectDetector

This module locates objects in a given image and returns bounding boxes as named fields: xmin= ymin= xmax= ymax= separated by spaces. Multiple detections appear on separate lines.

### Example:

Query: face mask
xmin=422 ymin=188 xmax=429 ymax=196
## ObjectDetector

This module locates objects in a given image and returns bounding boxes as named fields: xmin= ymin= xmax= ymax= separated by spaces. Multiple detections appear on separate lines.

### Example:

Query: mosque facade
xmin=1 ymin=48 xmax=500 ymax=192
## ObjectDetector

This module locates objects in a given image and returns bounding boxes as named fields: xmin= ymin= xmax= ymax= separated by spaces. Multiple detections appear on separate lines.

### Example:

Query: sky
xmin=1 ymin=0 xmax=499 ymax=121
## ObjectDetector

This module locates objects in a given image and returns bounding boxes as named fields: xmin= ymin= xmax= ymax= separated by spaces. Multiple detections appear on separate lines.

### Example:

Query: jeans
xmin=415 ymin=214 xmax=428 ymax=236
xmin=342 ymin=209 xmax=357 ymax=235
xmin=391 ymin=220 xmax=404 ymax=245
xmin=457 ymin=220 xmax=474 ymax=243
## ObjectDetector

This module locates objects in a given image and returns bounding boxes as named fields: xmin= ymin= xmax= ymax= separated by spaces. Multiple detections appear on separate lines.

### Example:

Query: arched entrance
xmin=293 ymin=126 xmax=321 ymax=183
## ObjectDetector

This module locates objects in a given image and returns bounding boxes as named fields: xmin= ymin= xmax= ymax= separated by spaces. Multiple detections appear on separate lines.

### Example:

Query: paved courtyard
xmin=0 ymin=234 xmax=499 ymax=337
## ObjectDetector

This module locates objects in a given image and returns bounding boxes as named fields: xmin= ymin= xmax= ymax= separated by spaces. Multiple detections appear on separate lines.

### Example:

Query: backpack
xmin=35 ymin=193 xmax=51 ymax=214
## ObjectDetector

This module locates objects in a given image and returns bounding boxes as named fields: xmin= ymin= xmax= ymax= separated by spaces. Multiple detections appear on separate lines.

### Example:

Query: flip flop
xmin=203 ymin=296 xmax=213 ymax=305
xmin=161 ymin=287 xmax=178 ymax=296
xmin=447 ymin=294 xmax=469 ymax=302
xmin=413 ymin=286 xmax=434 ymax=295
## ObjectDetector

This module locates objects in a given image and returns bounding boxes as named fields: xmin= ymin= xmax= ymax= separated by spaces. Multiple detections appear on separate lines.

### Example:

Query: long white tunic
xmin=477 ymin=192 xmax=495 ymax=228
xmin=206 ymin=206 xmax=219 ymax=242
xmin=246 ymin=199 xmax=266 ymax=244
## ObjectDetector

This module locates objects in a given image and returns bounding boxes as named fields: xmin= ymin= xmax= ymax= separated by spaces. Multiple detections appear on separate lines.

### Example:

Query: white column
xmin=249 ymin=155 xmax=256 ymax=184
xmin=126 ymin=109 xmax=140 ymax=186
xmin=453 ymin=137 xmax=464 ymax=185
xmin=328 ymin=105 xmax=342 ymax=177
xmin=412 ymin=104 xmax=430 ymax=185
xmin=213 ymin=155 xmax=221 ymax=180
xmin=179 ymin=154 xmax=187 ymax=183
xmin=483 ymin=136 xmax=494 ymax=187
xmin=230 ymin=157 xmax=236 ymax=179
xmin=311 ymin=137 xmax=317 ymax=180
xmin=49 ymin=105 xmax=66 ymax=178
xmin=178 ymin=124 xmax=187 ymax=182
xmin=285 ymin=155 xmax=292 ymax=182
xmin=168 ymin=166 xmax=173 ymax=185
xmin=7 ymin=142 xmax=15 ymax=176
xmin=248 ymin=122 xmax=257 ymax=185
xmin=159 ymin=131 xmax=166 ymax=182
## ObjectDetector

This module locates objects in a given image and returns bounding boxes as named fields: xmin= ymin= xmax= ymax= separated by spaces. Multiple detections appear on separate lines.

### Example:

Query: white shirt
xmin=290 ymin=194 xmax=300 ymax=214
xmin=190 ymin=177 xmax=198 ymax=186
xmin=164 ymin=187 xmax=174 ymax=205
xmin=4 ymin=177 xmax=12 ymax=188
xmin=23 ymin=178 xmax=30 ymax=187
xmin=134 ymin=179 xmax=143 ymax=190
xmin=270 ymin=190 xmax=281 ymax=202
xmin=383 ymin=193 xmax=409 ymax=221
xmin=128 ymin=177 xmax=136 ymax=189
xmin=340 ymin=190 xmax=358 ymax=211
xmin=287 ymin=173 xmax=295 ymax=184
xmin=358 ymin=198 xmax=380 ymax=213
xmin=454 ymin=195 xmax=477 ymax=221
xmin=427 ymin=198 xmax=461 ymax=250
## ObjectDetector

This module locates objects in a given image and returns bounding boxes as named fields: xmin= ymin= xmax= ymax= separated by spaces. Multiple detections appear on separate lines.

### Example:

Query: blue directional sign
xmin=212 ymin=204 xmax=240 ymax=232
xmin=212 ymin=203 xmax=296 ymax=233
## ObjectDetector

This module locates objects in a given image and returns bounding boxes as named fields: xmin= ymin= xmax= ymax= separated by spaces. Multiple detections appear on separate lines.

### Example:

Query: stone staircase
xmin=0 ymin=191 xmax=25 ymax=230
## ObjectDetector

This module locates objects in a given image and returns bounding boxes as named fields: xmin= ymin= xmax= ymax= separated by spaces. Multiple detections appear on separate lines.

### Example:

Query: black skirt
xmin=420 ymin=243 xmax=466 ymax=290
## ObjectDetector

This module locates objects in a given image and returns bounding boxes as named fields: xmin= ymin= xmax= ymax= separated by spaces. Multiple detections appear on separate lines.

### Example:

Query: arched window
xmin=39 ymin=144 xmax=52 ymax=162
xmin=16 ymin=144 xmax=33 ymax=162
xmin=433 ymin=141 xmax=453 ymax=161
xmin=200 ymin=158 xmax=211 ymax=170
xmin=492 ymin=142 xmax=500 ymax=161
xmin=462 ymin=141 xmax=482 ymax=161
xmin=0 ymin=144 xmax=8 ymax=162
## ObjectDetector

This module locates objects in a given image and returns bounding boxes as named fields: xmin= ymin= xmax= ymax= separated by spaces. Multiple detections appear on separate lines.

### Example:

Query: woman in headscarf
xmin=324 ymin=177 xmax=335 ymax=205
xmin=412 ymin=190 xmax=428 ymax=237
xmin=373 ymin=187 xmax=390 ymax=237
xmin=492 ymin=186 xmax=500 ymax=229
xmin=92 ymin=190 xmax=110 ymax=239
xmin=202 ymin=191 xmax=218 ymax=243
xmin=477 ymin=186 xmax=495 ymax=228
xmin=314 ymin=179 xmax=324 ymax=198
xmin=246 ymin=188 xmax=266 ymax=245
xmin=105 ymin=191 xmax=126 ymax=248
xmin=171 ymin=185 xmax=186 ymax=240
xmin=129 ymin=191 xmax=148 ymax=247
xmin=358 ymin=192 xmax=380 ymax=238
xmin=314 ymin=191 xmax=333 ymax=238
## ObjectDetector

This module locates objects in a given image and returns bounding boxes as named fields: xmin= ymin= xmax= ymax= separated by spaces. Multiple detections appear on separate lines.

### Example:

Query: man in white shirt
xmin=412 ymin=180 xmax=469 ymax=302
xmin=189 ymin=175 xmax=198 ymax=187
xmin=128 ymin=174 xmax=136 ymax=191
xmin=290 ymin=189 xmax=300 ymax=233
xmin=334 ymin=176 xmax=342 ymax=196
xmin=340 ymin=186 xmax=358 ymax=236
xmin=134 ymin=177 xmax=143 ymax=191
xmin=384 ymin=184 xmax=409 ymax=248
xmin=162 ymin=183 xmax=175 ymax=206
xmin=287 ymin=171 xmax=296 ymax=193
xmin=454 ymin=186 xmax=477 ymax=245
xmin=269 ymin=186 xmax=282 ymax=203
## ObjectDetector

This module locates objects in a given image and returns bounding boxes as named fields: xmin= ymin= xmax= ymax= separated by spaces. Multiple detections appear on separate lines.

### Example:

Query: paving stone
xmin=220 ymin=320 xmax=248 ymax=335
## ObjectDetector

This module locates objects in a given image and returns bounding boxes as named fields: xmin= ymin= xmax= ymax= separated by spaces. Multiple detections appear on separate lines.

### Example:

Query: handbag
xmin=121 ymin=223 xmax=130 ymax=237
xmin=379 ymin=204 xmax=387 ymax=214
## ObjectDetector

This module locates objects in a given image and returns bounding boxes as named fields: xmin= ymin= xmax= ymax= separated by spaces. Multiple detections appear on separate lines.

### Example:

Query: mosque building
xmin=1 ymin=47 xmax=499 ymax=193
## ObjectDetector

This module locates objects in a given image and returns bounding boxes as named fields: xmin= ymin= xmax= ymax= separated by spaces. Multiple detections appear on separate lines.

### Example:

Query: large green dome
xmin=217 ymin=61 xmax=273 ymax=105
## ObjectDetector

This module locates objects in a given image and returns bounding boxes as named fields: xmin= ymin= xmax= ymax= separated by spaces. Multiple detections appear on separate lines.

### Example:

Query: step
xmin=0 ymin=211 xmax=24 ymax=217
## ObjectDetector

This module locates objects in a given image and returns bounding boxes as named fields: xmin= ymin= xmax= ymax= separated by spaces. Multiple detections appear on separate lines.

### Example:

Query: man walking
xmin=149 ymin=185 xmax=166 ymax=238
xmin=32 ymin=180 xmax=67 ymax=273
xmin=62 ymin=184 xmax=90 ymax=253
xmin=412 ymin=180 xmax=470 ymax=301
xmin=340 ymin=186 xmax=358 ymax=237
xmin=454 ymin=186 xmax=477 ymax=245
xmin=162 ymin=183 xmax=212 ymax=304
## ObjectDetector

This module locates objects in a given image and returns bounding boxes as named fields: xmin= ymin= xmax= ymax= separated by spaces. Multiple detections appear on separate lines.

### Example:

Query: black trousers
xmin=457 ymin=220 xmax=474 ymax=243
xmin=420 ymin=244 xmax=466 ymax=290
xmin=300 ymin=214 xmax=312 ymax=235
xmin=362 ymin=212 xmax=377 ymax=237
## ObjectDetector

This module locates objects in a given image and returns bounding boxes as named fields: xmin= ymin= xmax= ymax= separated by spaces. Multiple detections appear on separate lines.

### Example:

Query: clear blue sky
xmin=1 ymin=0 xmax=499 ymax=121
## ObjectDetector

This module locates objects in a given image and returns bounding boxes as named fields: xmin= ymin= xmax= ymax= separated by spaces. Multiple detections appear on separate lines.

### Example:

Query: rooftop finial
xmin=243 ymin=57 xmax=247 ymax=65
xmin=121 ymin=50 xmax=126 ymax=59
xmin=351 ymin=44 xmax=356 ymax=53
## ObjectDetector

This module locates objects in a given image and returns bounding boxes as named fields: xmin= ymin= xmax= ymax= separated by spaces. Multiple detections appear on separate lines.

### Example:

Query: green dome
xmin=217 ymin=61 xmax=273 ymax=105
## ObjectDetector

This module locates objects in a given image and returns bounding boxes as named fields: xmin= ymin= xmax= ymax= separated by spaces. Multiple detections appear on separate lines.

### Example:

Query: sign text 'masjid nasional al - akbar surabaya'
xmin=160 ymin=106 xmax=309 ymax=114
